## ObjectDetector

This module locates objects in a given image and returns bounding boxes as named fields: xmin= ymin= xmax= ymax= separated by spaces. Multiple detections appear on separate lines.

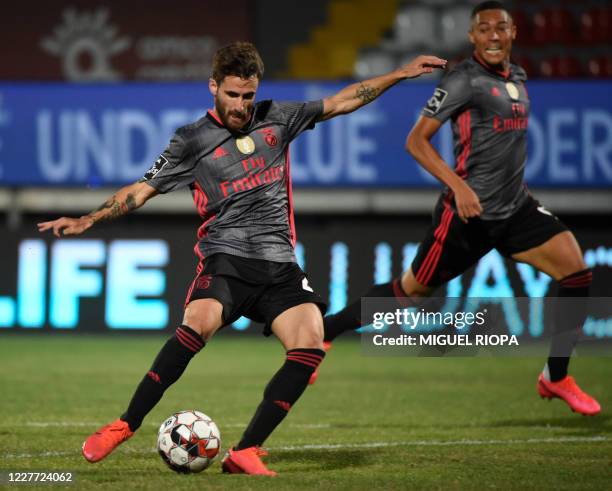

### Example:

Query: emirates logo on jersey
xmin=493 ymin=102 xmax=528 ymax=132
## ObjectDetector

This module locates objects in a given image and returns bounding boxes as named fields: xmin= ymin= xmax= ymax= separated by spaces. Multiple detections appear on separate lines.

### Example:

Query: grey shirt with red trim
xmin=422 ymin=56 xmax=530 ymax=220
xmin=140 ymin=99 xmax=323 ymax=262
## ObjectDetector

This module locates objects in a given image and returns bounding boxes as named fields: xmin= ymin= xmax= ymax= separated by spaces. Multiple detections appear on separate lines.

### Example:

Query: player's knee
xmin=182 ymin=319 xmax=215 ymax=341
xmin=183 ymin=299 xmax=223 ymax=341
xmin=550 ymin=231 xmax=588 ymax=279
xmin=562 ymin=259 xmax=589 ymax=279
xmin=296 ymin=317 xmax=324 ymax=349
xmin=401 ymin=269 xmax=434 ymax=297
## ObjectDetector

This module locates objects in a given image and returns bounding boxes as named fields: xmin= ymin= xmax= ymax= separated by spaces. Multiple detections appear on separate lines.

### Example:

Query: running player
xmin=317 ymin=1 xmax=600 ymax=416
xmin=37 ymin=42 xmax=446 ymax=475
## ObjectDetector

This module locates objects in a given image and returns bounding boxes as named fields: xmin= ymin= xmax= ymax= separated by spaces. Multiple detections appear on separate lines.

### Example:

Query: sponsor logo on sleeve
xmin=143 ymin=155 xmax=169 ymax=180
xmin=423 ymin=88 xmax=448 ymax=115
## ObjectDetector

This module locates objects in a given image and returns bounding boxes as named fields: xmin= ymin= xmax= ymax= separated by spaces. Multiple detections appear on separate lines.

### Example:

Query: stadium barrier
xmin=1 ymin=215 xmax=610 ymax=334
xmin=0 ymin=81 xmax=610 ymax=188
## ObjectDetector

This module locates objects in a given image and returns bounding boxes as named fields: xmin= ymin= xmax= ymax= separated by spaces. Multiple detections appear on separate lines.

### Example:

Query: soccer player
xmin=38 ymin=42 xmax=445 ymax=475
xmin=318 ymin=1 xmax=601 ymax=416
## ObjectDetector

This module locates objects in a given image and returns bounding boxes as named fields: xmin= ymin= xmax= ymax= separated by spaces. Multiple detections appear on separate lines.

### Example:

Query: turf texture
xmin=1 ymin=335 xmax=610 ymax=490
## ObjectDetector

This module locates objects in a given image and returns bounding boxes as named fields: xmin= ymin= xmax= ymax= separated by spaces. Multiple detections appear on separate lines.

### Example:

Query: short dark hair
xmin=211 ymin=42 xmax=264 ymax=84
xmin=471 ymin=1 xmax=509 ymax=19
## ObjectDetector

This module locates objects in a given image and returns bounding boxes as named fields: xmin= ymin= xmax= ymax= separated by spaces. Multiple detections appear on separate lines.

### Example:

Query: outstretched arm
xmin=317 ymin=55 xmax=446 ymax=121
xmin=406 ymin=116 xmax=482 ymax=223
xmin=37 ymin=181 xmax=159 ymax=237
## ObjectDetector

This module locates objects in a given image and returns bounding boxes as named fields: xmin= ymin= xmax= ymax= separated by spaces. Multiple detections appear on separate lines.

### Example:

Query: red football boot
xmin=82 ymin=419 xmax=134 ymax=463
xmin=537 ymin=374 xmax=601 ymax=416
xmin=221 ymin=446 xmax=277 ymax=476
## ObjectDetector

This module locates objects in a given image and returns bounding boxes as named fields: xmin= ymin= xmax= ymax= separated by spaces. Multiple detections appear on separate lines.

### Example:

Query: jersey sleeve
xmin=276 ymin=100 xmax=324 ymax=142
xmin=139 ymin=132 xmax=194 ymax=194
xmin=421 ymin=70 xmax=472 ymax=123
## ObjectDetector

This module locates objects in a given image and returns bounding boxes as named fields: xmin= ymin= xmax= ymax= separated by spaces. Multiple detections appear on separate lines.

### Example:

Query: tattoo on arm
xmin=356 ymin=83 xmax=379 ymax=104
xmin=88 ymin=193 xmax=137 ymax=223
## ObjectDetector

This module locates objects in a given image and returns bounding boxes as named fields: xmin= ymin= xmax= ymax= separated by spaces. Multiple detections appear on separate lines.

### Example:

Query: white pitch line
xmin=18 ymin=422 xmax=242 ymax=428
xmin=2 ymin=436 xmax=608 ymax=460
xmin=21 ymin=422 xmax=104 ymax=427
xmin=18 ymin=421 xmax=329 ymax=429
xmin=3 ymin=450 xmax=75 ymax=459
xmin=273 ymin=435 xmax=610 ymax=451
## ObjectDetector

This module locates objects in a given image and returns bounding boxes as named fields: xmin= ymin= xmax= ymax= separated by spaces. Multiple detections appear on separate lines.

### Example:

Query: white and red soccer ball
xmin=157 ymin=410 xmax=221 ymax=473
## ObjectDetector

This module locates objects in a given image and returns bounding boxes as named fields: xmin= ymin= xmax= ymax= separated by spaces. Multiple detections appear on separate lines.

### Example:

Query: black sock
xmin=547 ymin=269 xmax=592 ymax=382
xmin=121 ymin=325 xmax=204 ymax=431
xmin=236 ymin=348 xmax=325 ymax=450
xmin=324 ymin=279 xmax=410 ymax=342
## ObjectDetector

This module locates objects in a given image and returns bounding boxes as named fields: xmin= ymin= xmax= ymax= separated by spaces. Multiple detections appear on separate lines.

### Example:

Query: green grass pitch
xmin=1 ymin=335 xmax=610 ymax=490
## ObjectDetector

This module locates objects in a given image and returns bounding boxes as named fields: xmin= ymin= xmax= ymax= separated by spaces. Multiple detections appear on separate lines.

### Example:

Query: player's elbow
xmin=131 ymin=181 xmax=158 ymax=207
xmin=405 ymin=129 xmax=422 ymax=158
xmin=321 ymin=96 xmax=351 ymax=121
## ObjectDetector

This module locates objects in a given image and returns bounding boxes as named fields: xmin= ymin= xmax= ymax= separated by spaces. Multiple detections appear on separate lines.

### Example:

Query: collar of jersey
xmin=472 ymin=52 xmax=511 ymax=80
xmin=206 ymin=108 xmax=256 ymax=135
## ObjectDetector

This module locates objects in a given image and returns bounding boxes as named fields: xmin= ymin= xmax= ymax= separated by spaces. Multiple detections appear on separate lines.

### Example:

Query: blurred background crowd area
xmin=3 ymin=0 xmax=611 ymax=83
xmin=0 ymin=1 xmax=610 ymax=332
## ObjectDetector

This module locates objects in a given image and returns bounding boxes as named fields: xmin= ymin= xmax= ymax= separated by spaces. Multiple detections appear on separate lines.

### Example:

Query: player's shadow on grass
xmin=274 ymin=449 xmax=370 ymax=471
xmin=488 ymin=414 xmax=611 ymax=434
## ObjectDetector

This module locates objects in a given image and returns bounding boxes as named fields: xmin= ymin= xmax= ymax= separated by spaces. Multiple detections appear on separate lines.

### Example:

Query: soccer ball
xmin=157 ymin=410 xmax=221 ymax=473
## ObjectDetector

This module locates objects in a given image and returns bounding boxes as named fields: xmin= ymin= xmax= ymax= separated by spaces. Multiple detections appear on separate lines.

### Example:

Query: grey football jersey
xmin=422 ymin=55 xmax=530 ymax=219
xmin=141 ymin=99 xmax=323 ymax=262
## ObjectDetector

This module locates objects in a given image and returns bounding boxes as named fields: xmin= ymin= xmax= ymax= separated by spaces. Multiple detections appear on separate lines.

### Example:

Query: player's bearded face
xmin=469 ymin=9 xmax=516 ymax=67
xmin=210 ymin=75 xmax=259 ymax=131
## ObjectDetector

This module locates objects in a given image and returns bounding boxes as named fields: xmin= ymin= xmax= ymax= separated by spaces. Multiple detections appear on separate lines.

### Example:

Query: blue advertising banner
xmin=0 ymin=81 xmax=610 ymax=187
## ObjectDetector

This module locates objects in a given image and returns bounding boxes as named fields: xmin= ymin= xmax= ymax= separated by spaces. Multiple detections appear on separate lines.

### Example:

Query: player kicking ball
xmin=314 ymin=1 xmax=600 ymax=417
xmin=38 ymin=42 xmax=446 ymax=475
